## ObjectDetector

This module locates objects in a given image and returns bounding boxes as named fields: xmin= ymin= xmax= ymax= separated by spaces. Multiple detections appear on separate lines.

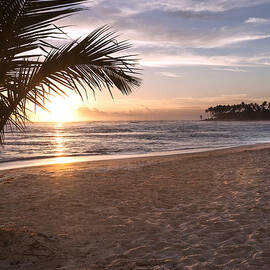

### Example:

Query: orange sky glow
xmin=30 ymin=0 xmax=270 ymax=122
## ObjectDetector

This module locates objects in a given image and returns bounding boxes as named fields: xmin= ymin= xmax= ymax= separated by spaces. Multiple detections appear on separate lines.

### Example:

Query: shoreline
xmin=1 ymin=143 xmax=270 ymax=269
xmin=1 ymin=142 xmax=269 ymax=171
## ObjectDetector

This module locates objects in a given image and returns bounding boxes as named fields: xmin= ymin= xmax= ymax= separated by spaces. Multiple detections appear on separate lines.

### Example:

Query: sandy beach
xmin=1 ymin=144 xmax=270 ymax=270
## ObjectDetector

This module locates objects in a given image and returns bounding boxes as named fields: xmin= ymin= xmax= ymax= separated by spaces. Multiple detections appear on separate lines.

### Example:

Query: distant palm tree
xmin=261 ymin=101 xmax=267 ymax=112
xmin=205 ymin=101 xmax=270 ymax=120
xmin=0 ymin=0 xmax=141 ymax=143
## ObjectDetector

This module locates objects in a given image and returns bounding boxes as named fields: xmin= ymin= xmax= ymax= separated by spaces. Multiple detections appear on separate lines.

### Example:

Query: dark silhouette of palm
xmin=205 ymin=101 xmax=270 ymax=120
xmin=0 ymin=0 xmax=141 ymax=143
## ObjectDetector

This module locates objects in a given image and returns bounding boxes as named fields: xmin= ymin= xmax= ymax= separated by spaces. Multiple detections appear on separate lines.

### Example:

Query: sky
xmin=33 ymin=0 xmax=270 ymax=122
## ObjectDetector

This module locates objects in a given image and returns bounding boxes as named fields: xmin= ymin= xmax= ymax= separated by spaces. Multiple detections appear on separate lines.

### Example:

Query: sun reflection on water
xmin=54 ymin=123 xmax=65 ymax=156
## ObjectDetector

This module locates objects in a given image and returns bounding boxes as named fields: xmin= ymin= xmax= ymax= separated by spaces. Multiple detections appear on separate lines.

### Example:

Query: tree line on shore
xmin=205 ymin=101 xmax=270 ymax=120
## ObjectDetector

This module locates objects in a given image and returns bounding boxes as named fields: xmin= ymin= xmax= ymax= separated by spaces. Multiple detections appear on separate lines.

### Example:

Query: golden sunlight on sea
xmin=54 ymin=124 xmax=65 ymax=156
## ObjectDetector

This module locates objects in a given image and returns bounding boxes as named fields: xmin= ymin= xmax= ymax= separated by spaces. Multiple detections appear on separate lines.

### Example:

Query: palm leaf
xmin=0 ymin=1 xmax=141 ymax=144
xmin=0 ymin=0 xmax=85 ymax=82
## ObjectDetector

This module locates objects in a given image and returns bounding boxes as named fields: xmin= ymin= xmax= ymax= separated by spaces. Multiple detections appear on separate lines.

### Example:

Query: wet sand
xmin=1 ymin=144 xmax=270 ymax=270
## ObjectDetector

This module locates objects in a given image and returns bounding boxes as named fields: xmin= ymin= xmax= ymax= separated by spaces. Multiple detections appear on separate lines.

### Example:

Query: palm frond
xmin=0 ymin=1 xmax=141 ymax=144
xmin=36 ymin=26 xmax=141 ymax=94
xmin=0 ymin=0 xmax=85 ymax=83
xmin=8 ymin=27 xmax=141 ymax=117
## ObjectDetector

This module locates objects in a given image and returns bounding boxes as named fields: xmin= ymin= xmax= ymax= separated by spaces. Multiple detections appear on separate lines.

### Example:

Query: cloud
xmin=201 ymin=34 xmax=270 ymax=48
xmin=158 ymin=71 xmax=183 ymax=78
xmin=73 ymin=94 xmax=270 ymax=121
xmin=213 ymin=67 xmax=249 ymax=72
xmin=131 ymin=27 xmax=270 ymax=49
xmin=88 ymin=0 xmax=269 ymax=13
xmin=141 ymin=52 xmax=265 ymax=67
xmin=148 ymin=0 xmax=269 ymax=12
xmin=69 ymin=12 xmax=270 ymax=49
xmin=66 ymin=0 xmax=270 ymax=49
xmin=74 ymin=106 xmax=203 ymax=120
xmin=168 ymin=94 xmax=270 ymax=109
xmin=135 ymin=40 xmax=270 ymax=67
xmin=173 ymin=94 xmax=250 ymax=105
xmin=245 ymin=17 xmax=270 ymax=24
xmin=63 ymin=0 xmax=270 ymax=73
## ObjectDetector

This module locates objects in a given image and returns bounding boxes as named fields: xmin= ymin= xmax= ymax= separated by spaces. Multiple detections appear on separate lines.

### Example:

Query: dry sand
xmin=1 ymin=144 xmax=270 ymax=270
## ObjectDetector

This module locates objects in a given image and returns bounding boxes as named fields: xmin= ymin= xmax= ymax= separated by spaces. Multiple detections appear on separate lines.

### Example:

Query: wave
xmin=0 ymin=152 xmax=108 ymax=164
xmin=0 ymin=144 xmax=240 ymax=165
xmin=1 ymin=120 xmax=270 ymax=165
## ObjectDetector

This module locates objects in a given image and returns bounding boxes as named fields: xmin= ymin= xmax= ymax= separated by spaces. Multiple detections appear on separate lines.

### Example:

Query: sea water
xmin=1 ymin=120 xmax=270 ymax=169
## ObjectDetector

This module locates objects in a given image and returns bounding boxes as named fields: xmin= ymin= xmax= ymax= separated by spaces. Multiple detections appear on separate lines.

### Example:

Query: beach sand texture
xmin=1 ymin=144 xmax=270 ymax=270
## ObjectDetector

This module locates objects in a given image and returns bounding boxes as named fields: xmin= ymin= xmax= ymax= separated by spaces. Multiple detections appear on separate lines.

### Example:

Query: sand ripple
xmin=1 ymin=144 xmax=270 ymax=269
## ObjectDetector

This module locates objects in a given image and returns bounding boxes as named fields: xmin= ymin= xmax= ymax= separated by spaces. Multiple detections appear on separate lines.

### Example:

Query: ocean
xmin=1 ymin=120 xmax=270 ymax=169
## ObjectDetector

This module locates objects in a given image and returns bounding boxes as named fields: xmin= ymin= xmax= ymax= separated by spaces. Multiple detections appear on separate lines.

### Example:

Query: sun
xmin=48 ymin=98 xmax=74 ymax=122
xmin=40 ymin=96 xmax=79 ymax=122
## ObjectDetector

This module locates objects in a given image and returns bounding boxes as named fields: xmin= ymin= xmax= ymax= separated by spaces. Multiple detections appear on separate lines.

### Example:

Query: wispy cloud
xmin=63 ymin=0 xmax=270 ymax=98
xmin=201 ymin=34 xmax=270 ymax=48
xmin=70 ymin=12 xmax=270 ymax=49
xmin=141 ymin=52 xmax=270 ymax=68
xmin=133 ymin=30 xmax=270 ymax=49
xmin=73 ymin=93 xmax=270 ymax=120
xmin=213 ymin=67 xmax=249 ymax=72
xmin=158 ymin=71 xmax=183 ymax=78
xmin=173 ymin=94 xmax=251 ymax=106
xmin=74 ymin=106 xmax=203 ymax=120
xmin=114 ymin=94 xmax=268 ymax=109
xmin=245 ymin=17 xmax=270 ymax=24
xmin=88 ymin=0 xmax=270 ymax=13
